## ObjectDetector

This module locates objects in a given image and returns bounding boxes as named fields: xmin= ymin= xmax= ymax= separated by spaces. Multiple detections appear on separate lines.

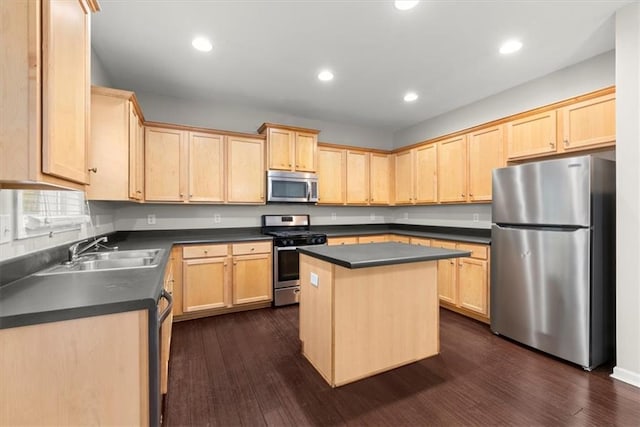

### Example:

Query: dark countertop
xmin=0 ymin=224 xmax=487 ymax=330
xmin=298 ymin=242 xmax=471 ymax=269
xmin=0 ymin=230 xmax=272 ymax=330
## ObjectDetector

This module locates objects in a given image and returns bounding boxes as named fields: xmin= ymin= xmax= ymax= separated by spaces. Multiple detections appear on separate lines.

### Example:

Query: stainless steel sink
xmin=84 ymin=249 xmax=162 ymax=260
xmin=35 ymin=249 xmax=164 ymax=275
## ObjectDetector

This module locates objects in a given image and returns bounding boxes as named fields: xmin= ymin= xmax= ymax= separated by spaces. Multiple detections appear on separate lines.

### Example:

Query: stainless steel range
xmin=262 ymin=214 xmax=327 ymax=306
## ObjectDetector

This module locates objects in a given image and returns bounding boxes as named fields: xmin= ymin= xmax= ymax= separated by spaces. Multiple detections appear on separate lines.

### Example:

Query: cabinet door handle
xmin=179 ymin=193 xmax=184 ymax=198
xmin=564 ymin=139 xmax=569 ymax=146
xmin=295 ymin=164 xmax=299 ymax=167
xmin=461 ymin=193 xmax=465 ymax=197
xmin=549 ymin=142 xmax=555 ymax=148
xmin=288 ymin=163 xmax=292 ymax=167
xmin=251 ymin=247 xmax=255 ymax=251
xmin=233 ymin=261 xmax=237 ymax=265
xmin=88 ymin=167 xmax=97 ymax=173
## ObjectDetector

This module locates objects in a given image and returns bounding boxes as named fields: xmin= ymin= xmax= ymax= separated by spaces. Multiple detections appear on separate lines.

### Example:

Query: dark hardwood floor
xmin=164 ymin=307 xmax=640 ymax=426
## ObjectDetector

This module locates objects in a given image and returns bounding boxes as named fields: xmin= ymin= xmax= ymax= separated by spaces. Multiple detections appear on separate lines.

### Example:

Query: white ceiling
xmin=92 ymin=0 xmax=629 ymax=132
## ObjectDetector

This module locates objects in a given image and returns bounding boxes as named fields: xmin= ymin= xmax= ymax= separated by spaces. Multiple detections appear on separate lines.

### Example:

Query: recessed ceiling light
xmin=404 ymin=92 xmax=418 ymax=102
xmin=318 ymin=70 xmax=334 ymax=81
xmin=192 ymin=36 xmax=213 ymax=52
xmin=394 ymin=1 xmax=419 ymax=11
xmin=499 ymin=39 xmax=522 ymax=55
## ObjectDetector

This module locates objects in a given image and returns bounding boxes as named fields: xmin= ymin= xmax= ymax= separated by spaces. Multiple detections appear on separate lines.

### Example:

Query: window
xmin=15 ymin=190 xmax=90 ymax=239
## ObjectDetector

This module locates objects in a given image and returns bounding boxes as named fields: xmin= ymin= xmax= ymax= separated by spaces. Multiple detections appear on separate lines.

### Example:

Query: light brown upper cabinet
xmin=227 ymin=136 xmax=265 ymax=204
xmin=560 ymin=93 xmax=615 ymax=151
xmin=129 ymin=104 xmax=145 ymax=201
xmin=395 ymin=144 xmax=438 ymax=205
xmin=317 ymin=146 xmax=347 ymax=204
xmin=145 ymin=127 xmax=186 ymax=202
xmin=506 ymin=92 xmax=615 ymax=161
xmin=506 ymin=110 xmax=557 ymax=160
xmin=346 ymin=150 xmax=369 ymax=204
xmin=438 ymin=135 xmax=468 ymax=203
xmin=467 ymin=125 xmax=505 ymax=202
xmin=145 ymin=125 xmax=251 ymax=204
xmin=87 ymin=87 xmax=144 ymax=201
xmin=259 ymin=123 xmax=319 ymax=172
xmin=188 ymin=132 xmax=225 ymax=203
xmin=0 ymin=0 xmax=99 ymax=190
xmin=394 ymin=150 xmax=413 ymax=204
xmin=369 ymin=153 xmax=392 ymax=205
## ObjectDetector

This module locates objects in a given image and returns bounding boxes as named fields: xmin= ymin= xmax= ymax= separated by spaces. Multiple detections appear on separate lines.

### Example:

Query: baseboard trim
xmin=611 ymin=366 xmax=640 ymax=388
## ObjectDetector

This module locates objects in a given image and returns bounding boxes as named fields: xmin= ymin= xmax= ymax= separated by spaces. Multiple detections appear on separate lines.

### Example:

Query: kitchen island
xmin=297 ymin=242 xmax=470 ymax=387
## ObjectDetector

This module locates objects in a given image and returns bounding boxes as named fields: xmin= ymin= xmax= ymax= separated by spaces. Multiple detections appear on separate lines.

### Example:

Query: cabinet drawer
xmin=358 ymin=235 xmax=387 ymax=243
xmin=182 ymin=244 xmax=228 ymax=259
xmin=328 ymin=237 xmax=358 ymax=246
xmin=457 ymin=243 xmax=488 ymax=260
xmin=389 ymin=235 xmax=411 ymax=243
xmin=232 ymin=241 xmax=272 ymax=255
xmin=410 ymin=237 xmax=431 ymax=247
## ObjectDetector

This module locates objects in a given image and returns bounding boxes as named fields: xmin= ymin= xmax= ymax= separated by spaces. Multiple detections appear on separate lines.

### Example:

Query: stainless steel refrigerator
xmin=491 ymin=155 xmax=615 ymax=370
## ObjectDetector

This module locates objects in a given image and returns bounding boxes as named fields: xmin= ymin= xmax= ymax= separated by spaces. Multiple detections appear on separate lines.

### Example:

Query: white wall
xmin=135 ymin=91 xmax=394 ymax=150
xmin=112 ymin=202 xmax=392 ymax=230
xmin=91 ymin=49 xmax=113 ymax=87
xmin=393 ymin=50 xmax=615 ymax=148
xmin=392 ymin=204 xmax=491 ymax=229
xmin=612 ymin=3 xmax=640 ymax=389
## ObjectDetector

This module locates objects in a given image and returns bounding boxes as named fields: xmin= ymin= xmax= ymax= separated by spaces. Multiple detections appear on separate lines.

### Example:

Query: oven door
xmin=274 ymin=246 xmax=300 ymax=288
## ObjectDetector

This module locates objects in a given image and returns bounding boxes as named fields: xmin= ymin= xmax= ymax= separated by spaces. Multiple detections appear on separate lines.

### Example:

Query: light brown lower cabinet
xmin=328 ymin=234 xmax=412 ymax=245
xmin=431 ymin=240 xmax=490 ymax=323
xmin=160 ymin=257 xmax=174 ymax=397
xmin=174 ymin=241 xmax=272 ymax=320
xmin=0 ymin=310 xmax=150 ymax=426
xmin=231 ymin=242 xmax=272 ymax=305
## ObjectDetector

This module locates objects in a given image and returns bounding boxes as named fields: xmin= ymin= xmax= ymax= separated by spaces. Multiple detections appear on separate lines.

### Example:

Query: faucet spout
xmin=68 ymin=236 xmax=109 ymax=262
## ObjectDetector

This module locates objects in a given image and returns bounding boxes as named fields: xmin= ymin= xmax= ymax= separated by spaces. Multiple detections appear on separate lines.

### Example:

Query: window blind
xmin=15 ymin=190 xmax=90 ymax=238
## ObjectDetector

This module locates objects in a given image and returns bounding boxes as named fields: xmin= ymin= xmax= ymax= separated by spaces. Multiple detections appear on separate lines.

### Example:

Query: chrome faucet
xmin=68 ymin=236 xmax=108 ymax=262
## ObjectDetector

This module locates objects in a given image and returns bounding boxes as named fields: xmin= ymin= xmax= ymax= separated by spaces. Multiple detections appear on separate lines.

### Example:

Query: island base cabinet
xmin=299 ymin=255 xmax=439 ymax=387
xmin=0 ymin=310 xmax=149 ymax=426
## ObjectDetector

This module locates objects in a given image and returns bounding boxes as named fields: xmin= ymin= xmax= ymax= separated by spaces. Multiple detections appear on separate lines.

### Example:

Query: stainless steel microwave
xmin=266 ymin=171 xmax=318 ymax=203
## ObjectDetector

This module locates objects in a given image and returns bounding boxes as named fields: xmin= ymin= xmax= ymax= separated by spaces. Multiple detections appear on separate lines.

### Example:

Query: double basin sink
xmin=35 ymin=249 xmax=164 ymax=275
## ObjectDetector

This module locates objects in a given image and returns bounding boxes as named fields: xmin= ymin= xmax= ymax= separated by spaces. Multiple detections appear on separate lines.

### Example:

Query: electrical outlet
xmin=370 ymin=213 xmax=376 ymax=221
xmin=147 ymin=214 xmax=156 ymax=225
xmin=331 ymin=212 xmax=337 ymax=220
xmin=214 ymin=214 xmax=221 ymax=223
xmin=473 ymin=213 xmax=479 ymax=222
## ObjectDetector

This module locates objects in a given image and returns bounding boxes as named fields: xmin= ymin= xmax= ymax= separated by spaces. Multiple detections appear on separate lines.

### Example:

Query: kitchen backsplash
xmin=0 ymin=193 xmax=490 ymax=261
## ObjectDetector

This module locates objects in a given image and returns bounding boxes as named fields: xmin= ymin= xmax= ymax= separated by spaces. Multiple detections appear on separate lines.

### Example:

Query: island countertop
xmin=297 ymin=242 xmax=471 ymax=269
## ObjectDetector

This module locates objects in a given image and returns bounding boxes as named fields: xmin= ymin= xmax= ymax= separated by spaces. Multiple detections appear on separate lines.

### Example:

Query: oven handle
xmin=276 ymin=246 xmax=300 ymax=251
xmin=158 ymin=288 xmax=173 ymax=325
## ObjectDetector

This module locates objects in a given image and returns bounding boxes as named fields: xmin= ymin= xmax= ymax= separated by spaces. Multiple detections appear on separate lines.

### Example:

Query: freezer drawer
xmin=490 ymin=225 xmax=592 ymax=367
